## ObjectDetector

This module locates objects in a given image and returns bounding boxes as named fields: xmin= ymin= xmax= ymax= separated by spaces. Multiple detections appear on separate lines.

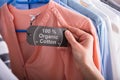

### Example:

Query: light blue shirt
xmin=85 ymin=3 xmax=113 ymax=80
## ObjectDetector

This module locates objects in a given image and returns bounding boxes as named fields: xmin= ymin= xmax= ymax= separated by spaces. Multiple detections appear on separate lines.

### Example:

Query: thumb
xmin=65 ymin=30 xmax=82 ymax=48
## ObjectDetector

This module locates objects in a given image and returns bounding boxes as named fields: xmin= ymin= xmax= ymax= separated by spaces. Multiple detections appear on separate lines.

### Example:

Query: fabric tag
xmin=27 ymin=26 xmax=68 ymax=47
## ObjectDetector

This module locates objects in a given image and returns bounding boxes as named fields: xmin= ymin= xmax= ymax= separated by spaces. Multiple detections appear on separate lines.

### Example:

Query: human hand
xmin=65 ymin=27 xmax=94 ymax=67
xmin=65 ymin=27 xmax=104 ymax=80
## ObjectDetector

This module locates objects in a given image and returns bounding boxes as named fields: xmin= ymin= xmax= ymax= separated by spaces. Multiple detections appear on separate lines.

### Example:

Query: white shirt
xmin=0 ymin=59 xmax=18 ymax=80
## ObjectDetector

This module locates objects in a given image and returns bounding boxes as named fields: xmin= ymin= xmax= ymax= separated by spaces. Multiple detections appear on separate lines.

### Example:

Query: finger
xmin=65 ymin=30 xmax=82 ymax=48
xmin=67 ymin=27 xmax=89 ymax=38
xmin=67 ymin=27 xmax=94 ymax=48
xmin=68 ymin=27 xmax=93 ymax=42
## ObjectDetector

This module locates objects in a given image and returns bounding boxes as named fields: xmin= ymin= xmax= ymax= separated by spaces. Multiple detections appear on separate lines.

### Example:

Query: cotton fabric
xmin=0 ymin=1 xmax=100 ymax=80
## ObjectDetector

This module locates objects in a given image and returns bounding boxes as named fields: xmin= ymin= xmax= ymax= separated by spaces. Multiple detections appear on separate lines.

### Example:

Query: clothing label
xmin=27 ymin=26 xmax=68 ymax=47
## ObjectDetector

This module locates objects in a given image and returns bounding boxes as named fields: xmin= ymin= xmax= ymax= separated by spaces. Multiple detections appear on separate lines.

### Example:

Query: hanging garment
xmin=11 ymin=1 xmax=108 ymax=72
xmin=91 ymin=1 xmax=120 ymax=80
xmin=20 ymin=2 xmax=111 ymax=77
xmin=78 ymin=1 xmax=113 ymax=80
xmin=0 ymin=59 xmax=18 ymax=80
xmin=0 ymin=34 xmax=10 ymax=68
xmin=0 ymin=1 xmax=100 ymax=80
xmin=58 ymin=0 xmax=112 ymax=80
xmin=80 ymin=0 xmax=120 ymax=80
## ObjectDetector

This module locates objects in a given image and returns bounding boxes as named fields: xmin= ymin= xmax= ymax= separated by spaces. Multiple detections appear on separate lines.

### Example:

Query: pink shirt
xmin=0 ymin=1 xmax=100 ymax=80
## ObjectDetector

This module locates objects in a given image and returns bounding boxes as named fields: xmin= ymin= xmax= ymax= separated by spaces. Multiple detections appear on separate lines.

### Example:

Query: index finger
xmin=67 ymin=27 xmax=88 ymax=37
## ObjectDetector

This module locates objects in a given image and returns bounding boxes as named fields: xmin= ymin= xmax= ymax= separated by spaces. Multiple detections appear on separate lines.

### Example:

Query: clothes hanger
xmin=8 ymin=0 xmax=49 ymax=4
xmin=7 ymin=0 xmax=50 ymax=33
xmin=16 ymin=0 xmax=49 ymax=4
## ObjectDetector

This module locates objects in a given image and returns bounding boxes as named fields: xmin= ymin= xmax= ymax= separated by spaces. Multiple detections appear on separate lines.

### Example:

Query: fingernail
xmin=65 ymin=30 xmax=70 ymax=35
